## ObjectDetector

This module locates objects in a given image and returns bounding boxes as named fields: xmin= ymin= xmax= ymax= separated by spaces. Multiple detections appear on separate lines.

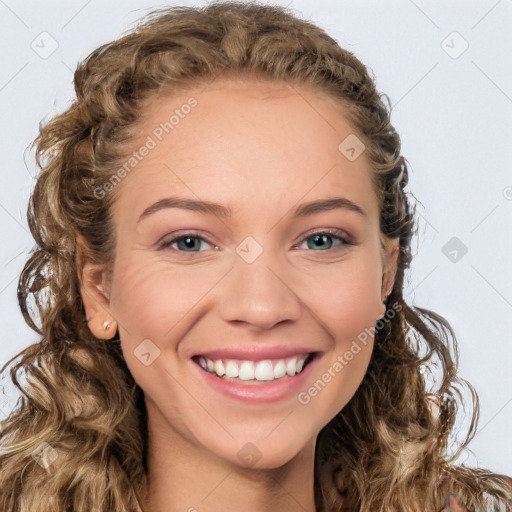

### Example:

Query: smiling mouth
xmin=192 ymin=352 xmax=317 ymax=383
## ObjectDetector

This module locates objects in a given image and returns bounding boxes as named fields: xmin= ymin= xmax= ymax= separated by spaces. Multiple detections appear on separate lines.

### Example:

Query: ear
xmin=379 ymin=236 xmax=400 ymax=317
xmin=76 ymin=235 xmax=117 ymax=340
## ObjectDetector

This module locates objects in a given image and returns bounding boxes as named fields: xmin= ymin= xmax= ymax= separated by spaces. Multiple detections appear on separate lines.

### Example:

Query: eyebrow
xmin=137 ymin=196 xmax=367 ymax=223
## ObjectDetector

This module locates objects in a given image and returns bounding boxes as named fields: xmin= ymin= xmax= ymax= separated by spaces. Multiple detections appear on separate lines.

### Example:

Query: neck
xmin=144 ymin=403 xmax=318 ymax=512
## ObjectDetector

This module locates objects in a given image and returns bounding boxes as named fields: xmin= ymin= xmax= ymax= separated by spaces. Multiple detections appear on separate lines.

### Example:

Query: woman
xmin=0 ymin=2 xmax=510 ymax=511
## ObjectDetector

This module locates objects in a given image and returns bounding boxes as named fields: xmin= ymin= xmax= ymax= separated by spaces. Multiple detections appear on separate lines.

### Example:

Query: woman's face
xmin=83 ymin=77 xmax=398 ymax=470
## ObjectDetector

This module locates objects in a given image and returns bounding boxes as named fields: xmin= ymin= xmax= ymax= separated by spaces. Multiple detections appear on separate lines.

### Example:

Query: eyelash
xmin=157 ymin=228 xmax=354 ymax=254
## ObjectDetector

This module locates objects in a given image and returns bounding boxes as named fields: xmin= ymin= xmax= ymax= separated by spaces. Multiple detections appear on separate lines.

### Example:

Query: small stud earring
xmin=104 ymin=320 xmax=110 ymax=330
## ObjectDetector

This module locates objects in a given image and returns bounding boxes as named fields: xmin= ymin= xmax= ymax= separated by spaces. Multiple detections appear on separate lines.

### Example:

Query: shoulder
xmin=440 ymin=492 xmax=468 ymax=512
xmin=438 ymin=474 xmax=512 ymax=512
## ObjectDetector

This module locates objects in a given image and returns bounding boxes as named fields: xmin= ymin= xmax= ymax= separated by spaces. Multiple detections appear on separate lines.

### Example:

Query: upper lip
xmin=191 ymin=345 xmax=320 ymax=361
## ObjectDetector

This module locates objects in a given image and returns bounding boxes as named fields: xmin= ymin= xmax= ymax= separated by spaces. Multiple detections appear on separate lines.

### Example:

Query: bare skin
xmin=80 ymin=76 xmax=399 ymax=512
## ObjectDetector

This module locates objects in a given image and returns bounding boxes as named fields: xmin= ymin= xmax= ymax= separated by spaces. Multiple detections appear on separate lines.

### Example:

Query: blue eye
xmin=295 ymin=229 xmax=353 ymax=251
xmin=159 ymin=232 xmax=214 ymax=253
xmin=158 ymin=229 xmax=353 ymax=254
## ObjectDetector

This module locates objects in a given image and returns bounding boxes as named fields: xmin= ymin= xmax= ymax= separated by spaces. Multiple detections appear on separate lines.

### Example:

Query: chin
xmin=214 ymin=437 xmax=311 ymax=471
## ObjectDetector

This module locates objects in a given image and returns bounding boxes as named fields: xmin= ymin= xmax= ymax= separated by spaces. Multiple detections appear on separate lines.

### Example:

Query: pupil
xmin=310 ymin=234 xmax=331 ymax=250
xmin=180 ymin=237 xmax=198 ymax=251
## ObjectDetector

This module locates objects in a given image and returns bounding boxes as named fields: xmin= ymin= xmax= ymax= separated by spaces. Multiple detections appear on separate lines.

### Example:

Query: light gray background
xmin=0 ymin=0 xmax=510 ymax=475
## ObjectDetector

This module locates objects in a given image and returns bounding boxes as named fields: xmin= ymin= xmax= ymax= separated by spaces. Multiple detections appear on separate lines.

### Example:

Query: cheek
xmin=107 ymin=256 xmax=216 ymax=404
xmin=108 ymin=254 xmax=222 ymax=342
xmin=304 ymin=253 xmax=382 ymax=341
xmin=299 ymin=258 xmax=380 ymax=420
xmin=110 ymin=244 xmax=383 ymax=345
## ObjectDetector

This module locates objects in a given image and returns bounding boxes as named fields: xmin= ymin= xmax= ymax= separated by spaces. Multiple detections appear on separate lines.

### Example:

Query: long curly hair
xmin=0 ymin=2 xmax=510 ymax=511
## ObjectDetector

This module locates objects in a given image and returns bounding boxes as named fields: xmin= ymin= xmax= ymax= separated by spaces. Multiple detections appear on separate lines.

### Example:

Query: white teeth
xmin=225 ymin=360 xmax=239 ymax=378
xmin=254 ymin=360 xmax=273 ymax=381
xmin=286 ymin=357 xmax=298 ymax=376
xmin=273 ymin=360 xmax=286 ymax=379
xmin=214 ymin=359 xmax=225 ymax=377
xmin=238 ymin=361 xmax=255 ymax=380
xmin=196 ymin=354 xmax=311 ymax=381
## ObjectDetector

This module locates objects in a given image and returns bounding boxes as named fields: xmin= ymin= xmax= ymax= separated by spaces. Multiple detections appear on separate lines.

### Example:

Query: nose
xmin=218 ymin=248 xmax=302 ymax=331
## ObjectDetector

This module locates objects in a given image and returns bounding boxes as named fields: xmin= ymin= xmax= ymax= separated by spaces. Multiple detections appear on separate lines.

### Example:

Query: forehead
xmin=113 ymin=77 xmax=379 ymax=225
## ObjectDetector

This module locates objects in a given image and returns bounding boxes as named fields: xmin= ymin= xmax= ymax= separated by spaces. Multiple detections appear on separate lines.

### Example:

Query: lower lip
xmin=191 ymin=354 xmax=320 ymax=404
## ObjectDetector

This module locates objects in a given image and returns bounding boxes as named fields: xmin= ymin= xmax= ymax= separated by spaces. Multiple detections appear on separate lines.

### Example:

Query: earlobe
xmin=380 ymin=238 xmax=400 ymax=306
xmin=80 ymin=262 xmax=116 ymax=339
xmin=79 ymin=257 xmax=117 ymax=340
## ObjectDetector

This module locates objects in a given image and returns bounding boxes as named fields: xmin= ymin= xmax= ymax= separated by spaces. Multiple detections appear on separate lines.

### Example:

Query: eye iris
xmin=177 ymin=236 xmax=200 ymax=251
xmin=307 ymin=234 xmax=332 ymax=251
xmin=169 ymin=233 xmax=342 ymax=252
